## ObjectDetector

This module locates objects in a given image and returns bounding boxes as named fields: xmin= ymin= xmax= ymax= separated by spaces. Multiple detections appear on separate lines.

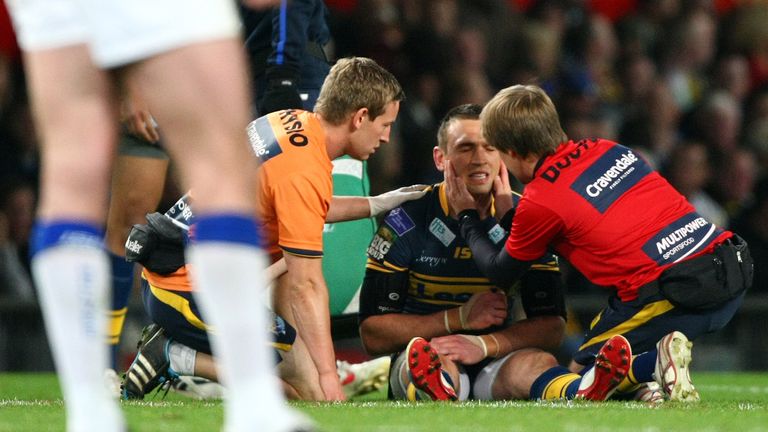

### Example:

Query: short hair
xmin=436 ymin=104 xmax=483 ymax=151
xmin=480 ymin=85 xmax=567 ymax=157
xmin=314 ymin=57 xmax=405 ymax=125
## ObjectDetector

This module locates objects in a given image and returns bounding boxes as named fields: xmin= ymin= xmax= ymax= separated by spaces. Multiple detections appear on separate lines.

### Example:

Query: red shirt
xmin=505 ymin=139 xmax=731 ymax=301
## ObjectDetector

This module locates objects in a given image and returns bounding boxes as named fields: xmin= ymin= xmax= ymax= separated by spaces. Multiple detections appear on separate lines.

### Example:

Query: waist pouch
xmin=656 ymin=234 xmax=754 ymax=310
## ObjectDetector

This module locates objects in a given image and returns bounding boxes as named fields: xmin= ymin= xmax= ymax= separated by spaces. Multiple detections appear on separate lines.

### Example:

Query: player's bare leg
xmin=128 ymin=40 xmax=304 ymax=431
xmin=25 ymin=45 xmax=125 ymax=431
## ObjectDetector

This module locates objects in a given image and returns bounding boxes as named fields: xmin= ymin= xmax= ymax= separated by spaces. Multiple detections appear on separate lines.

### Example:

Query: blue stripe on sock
xmin=529 ymin=365 xmax=572 ymax=400
xmin=31 ymin=221 xmax=103 ymax=256
xmin=631 ymin=349 xmax=657 ymax=384
xmin=564 ymin=375 xmax=581 ymax=399
xmin=193 ymin=214 xmax=262 ymax=247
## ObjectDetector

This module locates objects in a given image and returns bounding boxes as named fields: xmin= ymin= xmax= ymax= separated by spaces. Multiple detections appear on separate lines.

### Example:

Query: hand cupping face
xmin=443 ymin=160 xmax=478 ymax=215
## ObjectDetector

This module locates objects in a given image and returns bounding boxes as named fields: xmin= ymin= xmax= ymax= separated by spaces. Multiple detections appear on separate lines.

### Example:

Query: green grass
xmin=1 ymin=373 xmax=767 ymax=431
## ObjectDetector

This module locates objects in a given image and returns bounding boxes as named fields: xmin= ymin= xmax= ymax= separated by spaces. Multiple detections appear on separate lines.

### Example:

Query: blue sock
xmin=193 ymin=213 xmax=261 ymax=246
xmin=107 ymin=252 xmax=134 ymax=370
xmin=630 ymin=349 xmax=657 ymax=384
xmin=529 ymin=366 xmax=581 ymax=400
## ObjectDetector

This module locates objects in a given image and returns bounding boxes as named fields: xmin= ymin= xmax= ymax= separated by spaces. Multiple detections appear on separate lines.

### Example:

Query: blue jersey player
xmin=359 ymin=105 xmax=568 ymax=401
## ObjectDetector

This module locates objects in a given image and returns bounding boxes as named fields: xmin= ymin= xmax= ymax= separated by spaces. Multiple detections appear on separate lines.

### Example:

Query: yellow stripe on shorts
xmin=149 ymin=285 xmax=209 ymax=331
xmin=579 ymin=299 xmax=675 ymax=351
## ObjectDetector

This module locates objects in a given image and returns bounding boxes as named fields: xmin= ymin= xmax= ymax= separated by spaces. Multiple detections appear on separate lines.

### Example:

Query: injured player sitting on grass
xmin=358 ymin=104 xmax=683 ymax=404
xmin=120 ymin=187 xmax=423 ymax=400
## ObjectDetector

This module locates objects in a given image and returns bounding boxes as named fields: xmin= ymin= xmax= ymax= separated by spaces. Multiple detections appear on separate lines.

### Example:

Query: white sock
xmin=168 ymin=341 xmax=197 ymax=376
xmin=577 ymin=366 xmax=596 ymax=392
xmin=33 ymin=244 xmax=125 ymax=432
xmin=188 ymin=243 xmax=302 ymax=432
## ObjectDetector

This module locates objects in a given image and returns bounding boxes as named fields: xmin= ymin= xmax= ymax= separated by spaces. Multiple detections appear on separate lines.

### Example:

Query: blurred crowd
xmin=2 ymin=0 xmax=768 ymax=305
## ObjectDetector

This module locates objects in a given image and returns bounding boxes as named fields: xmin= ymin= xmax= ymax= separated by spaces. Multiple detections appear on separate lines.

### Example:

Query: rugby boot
xmin=576 ymin=334 xmax=632 ymax=401
xmin=171 ymin=376 xmax=225 ymax=400
xmin=121 ymin=324 xmax=179 ymax=399
xmin=338 ymin=356 xmax=391 ymax=398
xmin=654 ymin=331 xmax=700 ymax=402
xmin=634 ymin=381 xmax=665 ymax=405
xmin=405 ymin=337 xmax=457 ymax=401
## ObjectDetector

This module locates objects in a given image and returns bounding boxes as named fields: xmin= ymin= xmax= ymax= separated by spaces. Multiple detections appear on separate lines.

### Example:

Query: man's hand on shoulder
xmin=368 ymin=184 xmax=429 ymax=217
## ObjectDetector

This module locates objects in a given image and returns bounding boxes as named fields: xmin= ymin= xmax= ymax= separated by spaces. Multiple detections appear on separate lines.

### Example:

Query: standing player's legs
xmin=104 ymin=144 xmax=169 ymax=371
xmin=129 ymin=40 xmax=302 ymax=431
xmin=24 ymin=45 xmax=125 ymax=431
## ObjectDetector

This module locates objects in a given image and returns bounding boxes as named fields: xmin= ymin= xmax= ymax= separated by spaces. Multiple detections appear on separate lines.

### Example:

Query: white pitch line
xmin=0 ymin=399 xmax=60 ymax=407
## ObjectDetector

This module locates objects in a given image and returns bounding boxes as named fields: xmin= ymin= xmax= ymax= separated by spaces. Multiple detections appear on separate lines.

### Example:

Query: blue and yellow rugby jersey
xmin=360 ymin=183 xmax=564 ymax=322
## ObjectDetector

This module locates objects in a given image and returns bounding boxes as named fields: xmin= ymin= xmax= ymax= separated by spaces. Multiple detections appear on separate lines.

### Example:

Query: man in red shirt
xmin=445 ymin=84 xmax=752 ymax=402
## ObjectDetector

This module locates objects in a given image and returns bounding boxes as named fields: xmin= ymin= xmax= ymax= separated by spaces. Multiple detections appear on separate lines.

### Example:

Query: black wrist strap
xmin=499 ymin=208 xmax=516 ymax=231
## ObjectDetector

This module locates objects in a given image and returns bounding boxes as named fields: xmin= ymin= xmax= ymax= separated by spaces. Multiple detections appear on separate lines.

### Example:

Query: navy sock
xmin=631 ymin=349 xmax=658 ymax=384
xmin=108 ymin=252 xmax=134 ymax=370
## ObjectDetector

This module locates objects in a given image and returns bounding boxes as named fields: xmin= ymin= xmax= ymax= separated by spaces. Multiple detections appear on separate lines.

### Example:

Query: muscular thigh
xmin=474 ymin=349 xmax=558 ymax=400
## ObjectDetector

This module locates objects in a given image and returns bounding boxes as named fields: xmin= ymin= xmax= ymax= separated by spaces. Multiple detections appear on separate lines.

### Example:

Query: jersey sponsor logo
xmin=165 ymin=194 xmax=195 ymax=229
xmin=428 ymin=218 xmax=456 ymax=247
xmin=642 ymin=212 xmax=718 ymax=265
xmin=415 ymin=255 xmax=449 ymax=267
xmin=388 ymin=292 xmax=400 ymax=301
xmin=367 ymin=233 xmax=392 ymax=261
xmin=385 ymin=208 xmax=416 ymax=236
xmin=412 ymin=283 xmax=473 ymax=303
xmin=570 ymin=145 xmax=651 ymax=213
xmin=246 ymin=117 xmax=282 ymax=162
xmin=488 ymin=224 xmax=507 ymax=244
xmin=540 ymin=139 xmax=594 ymax=183
xmin=278 ymin=110 xmax=309 ymax=147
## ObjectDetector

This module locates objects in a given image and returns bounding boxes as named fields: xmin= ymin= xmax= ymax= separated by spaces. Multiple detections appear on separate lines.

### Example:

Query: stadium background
xmin=1 ymin=0 xmax=767 ymax=372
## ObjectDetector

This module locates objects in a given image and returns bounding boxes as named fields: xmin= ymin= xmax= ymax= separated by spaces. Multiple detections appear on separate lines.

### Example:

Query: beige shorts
xmin=7 ymin=0 xmax=241 ymax=67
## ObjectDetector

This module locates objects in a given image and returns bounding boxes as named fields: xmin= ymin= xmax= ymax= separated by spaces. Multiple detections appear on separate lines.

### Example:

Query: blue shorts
xmin=572 ymin=290 xmax=745 ymax=366
xmin=141 ymin=279 xmax=296 ymax=357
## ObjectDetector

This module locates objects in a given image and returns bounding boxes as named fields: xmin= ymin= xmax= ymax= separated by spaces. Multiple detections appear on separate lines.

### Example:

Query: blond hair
xmin=480 ymin=85 xmax=567 ymax=157
xmin=314 ymin=57 xmax=405 ymax=125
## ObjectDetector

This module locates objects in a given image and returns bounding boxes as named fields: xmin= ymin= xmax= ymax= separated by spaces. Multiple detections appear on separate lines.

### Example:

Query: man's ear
xmin=433 ymin=146 xmax=446 ymax=171
xmin=350 ymin=107 xmax=368 ymax=131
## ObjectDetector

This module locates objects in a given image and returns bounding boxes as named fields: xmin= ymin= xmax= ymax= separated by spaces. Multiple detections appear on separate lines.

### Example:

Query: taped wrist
xmin=458 ymin=334 xmax=500 ymax=358
xmin=479 ymin=334 xmax=501 ymax=358
xmin=443 ymin=308 xmax=463 ymax=333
